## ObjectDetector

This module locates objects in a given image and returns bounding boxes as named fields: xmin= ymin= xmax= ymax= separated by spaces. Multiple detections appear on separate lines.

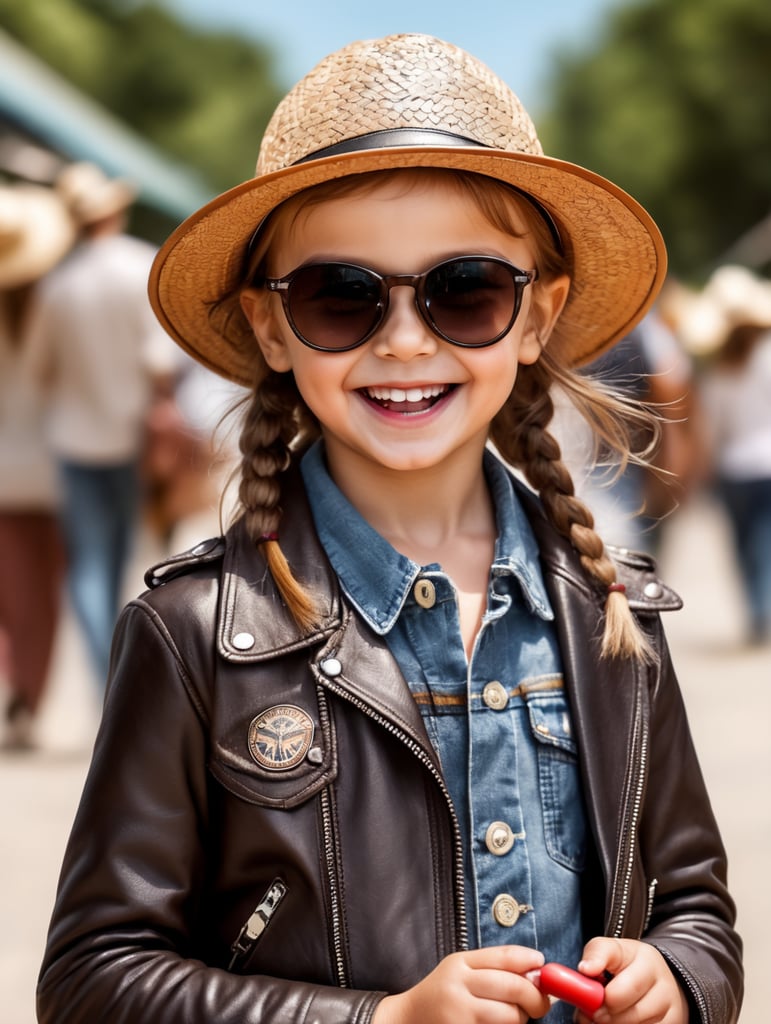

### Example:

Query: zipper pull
xmin=229 ymin=878 xmax=288 ymax=970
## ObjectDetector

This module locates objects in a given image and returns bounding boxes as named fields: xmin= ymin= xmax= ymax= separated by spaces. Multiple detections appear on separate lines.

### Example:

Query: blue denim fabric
xmin=302 ymin=444 xmax=586 ymax=1010
xmin=718 ymin=476 xmax=771 ymax=640
xmin=58 ymin=459 xmax=140 ymax=687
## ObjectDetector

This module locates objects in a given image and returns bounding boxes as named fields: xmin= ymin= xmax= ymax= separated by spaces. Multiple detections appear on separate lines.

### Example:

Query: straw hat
xmin=55 ymin=161 xmax=136 ymax=228
xmin=668 ymin=265 xmax=771 ymax=355
xmin=150 ymin=33 xmax=667 ymax=385
xmin=0 ymin=183 xmax=76 ymax=289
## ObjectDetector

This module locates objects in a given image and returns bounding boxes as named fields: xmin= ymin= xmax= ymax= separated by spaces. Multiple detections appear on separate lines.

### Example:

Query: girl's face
xmin=241 ymin=176 xmax=568 ymax=483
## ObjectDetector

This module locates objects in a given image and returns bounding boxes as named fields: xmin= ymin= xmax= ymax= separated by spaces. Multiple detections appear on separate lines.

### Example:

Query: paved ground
xmin=1 ymin=494 xmax=768 ymax=1022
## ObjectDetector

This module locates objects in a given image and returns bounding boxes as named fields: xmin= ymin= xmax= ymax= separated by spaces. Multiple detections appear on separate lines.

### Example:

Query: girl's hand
xmin=372 ymin=946 xmax=552 ymax=1024
xmin=577 ymin=937 xmax=689 ymax=1024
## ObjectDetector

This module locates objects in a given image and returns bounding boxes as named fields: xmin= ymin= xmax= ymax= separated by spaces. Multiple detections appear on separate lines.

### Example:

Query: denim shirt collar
xmin=300 ymin=441 xmax=554 ymax=635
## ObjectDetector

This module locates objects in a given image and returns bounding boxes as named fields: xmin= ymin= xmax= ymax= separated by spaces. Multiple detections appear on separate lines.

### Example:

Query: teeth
xmin=367 ymin=385 xmax=447 ymax=402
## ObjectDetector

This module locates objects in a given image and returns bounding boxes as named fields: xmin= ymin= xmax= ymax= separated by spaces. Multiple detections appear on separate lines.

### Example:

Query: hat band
xmin=296 ymin=127 xmax=485 ymax=161
xmin=297 ymin=127 xmax=563 ymax=253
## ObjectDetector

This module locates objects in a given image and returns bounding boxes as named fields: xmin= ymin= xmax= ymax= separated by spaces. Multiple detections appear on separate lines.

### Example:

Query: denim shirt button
xmin=413 ymin=578 xmax=436 ymax=608
xmin=492 ymin=894 xmax=530 ymax=927
xmin=482 ymin=680 xmax=508 ymax=710
xmin=485 ymin=821 xmax=516 ymax=856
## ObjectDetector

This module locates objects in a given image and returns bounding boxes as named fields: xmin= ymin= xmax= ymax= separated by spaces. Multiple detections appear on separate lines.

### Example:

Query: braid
xmin=492 ymin=357 xmax=656 ymax=663
xmin=237 ymin=366 xmax=320 ymax=629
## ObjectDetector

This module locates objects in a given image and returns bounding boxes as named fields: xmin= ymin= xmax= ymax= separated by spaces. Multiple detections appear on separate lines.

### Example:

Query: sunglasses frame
xmin=262 ymin=255 xmax=537 ymax=352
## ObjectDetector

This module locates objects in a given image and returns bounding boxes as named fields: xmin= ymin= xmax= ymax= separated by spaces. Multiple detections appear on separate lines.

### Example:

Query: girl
xmin=38 ymin=34 xmax=742 ymax=1024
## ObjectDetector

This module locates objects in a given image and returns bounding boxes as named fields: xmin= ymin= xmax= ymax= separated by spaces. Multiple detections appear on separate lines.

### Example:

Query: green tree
xmin=0 ymin=0 xmax=283 ymax=193
xmin=541 ymin=0 xmax=771 ymax=279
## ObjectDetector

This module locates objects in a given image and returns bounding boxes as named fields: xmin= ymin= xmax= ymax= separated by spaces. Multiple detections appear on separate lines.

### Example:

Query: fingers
xmin=372 ymin=947 xmax=552 ymax=1024
xmin=463 ymin=944 xmax=546 ymax=974
xmin=579 ymin=935 xmax=628 ymax=978
xmin=460 ymin=947 xmax=552 ymax=1020
xmin=578 ymin=939 xmax=689 ymax=1024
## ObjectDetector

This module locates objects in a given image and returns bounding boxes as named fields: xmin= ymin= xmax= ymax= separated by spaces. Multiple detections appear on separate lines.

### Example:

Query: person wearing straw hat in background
xmin=22 ymin=162 xmax=179 ymax=691
xmin=38 ymin=35 xmax=741 ymax=1024
xmin=679 ymin=265 xmax=771 ymax=646
xmin=0 ymin=182 xmax=74 ymax=751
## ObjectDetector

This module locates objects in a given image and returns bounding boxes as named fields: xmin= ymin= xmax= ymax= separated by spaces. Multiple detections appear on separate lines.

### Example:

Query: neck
xmin=324 ymin=442 xmax=495 ymax=564
xmin=322 ymin=437 xmax=497 ymax=656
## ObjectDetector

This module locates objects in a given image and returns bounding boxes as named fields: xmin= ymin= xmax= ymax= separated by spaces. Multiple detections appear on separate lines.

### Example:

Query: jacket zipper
xmin=607 ymin=683 xmax=711 ymax=1021
xmin=229 ymin=878 xmax=288 ymax=971
xmin=659 ymin=949 xmax=710 ymax=1022
xmin=608 ymin=676 xmax=648 ymax=938
xmin=320 ymin=785 xmax=350 ymax=987
xmin=317 ymin=672 xmax=468 ymax=955
xmin=643 ymin=877 xmax=658 ymax=933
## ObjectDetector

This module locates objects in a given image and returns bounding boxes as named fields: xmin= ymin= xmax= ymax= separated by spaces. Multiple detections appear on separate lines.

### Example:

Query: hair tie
xmin=608 ymin=582 xmax=626 ymax=594
xmin=259 ymin=532 xmax=279 ymax=542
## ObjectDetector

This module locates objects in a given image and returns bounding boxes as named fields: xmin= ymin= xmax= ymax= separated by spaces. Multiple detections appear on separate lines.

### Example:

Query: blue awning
xmin=0 ymin=28 xmax=213 ymax=219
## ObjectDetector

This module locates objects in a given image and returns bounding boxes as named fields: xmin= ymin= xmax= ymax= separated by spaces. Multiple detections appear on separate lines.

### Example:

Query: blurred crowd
xmin=1 ymin=164 xmax=770 ymax=752
xmin=554 ymin=263 xmax=771 ymax=649
xmin=0 ymin=165 xmax=241 ymax=751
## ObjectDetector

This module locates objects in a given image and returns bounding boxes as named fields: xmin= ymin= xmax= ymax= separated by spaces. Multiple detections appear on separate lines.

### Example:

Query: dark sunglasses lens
xmin=287 ymin=264 xmax=383 ymax=349
xmin=425 ymin=259 xmax=518 ymax=345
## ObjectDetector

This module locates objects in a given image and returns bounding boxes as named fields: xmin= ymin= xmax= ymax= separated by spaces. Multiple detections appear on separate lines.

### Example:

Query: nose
xmin=369 ymin=285 xmax=439 ymax=361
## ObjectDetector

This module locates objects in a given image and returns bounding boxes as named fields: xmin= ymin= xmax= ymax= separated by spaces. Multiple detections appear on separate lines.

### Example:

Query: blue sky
xmin=163 ymin=0 xmax=624 ymax=119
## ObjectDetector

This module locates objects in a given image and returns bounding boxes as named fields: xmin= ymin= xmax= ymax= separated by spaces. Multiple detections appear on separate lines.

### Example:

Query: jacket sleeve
xmin=638 ymin=621 xmax=743 ymax=1024
xmin=36 ymin=601 xmax=384 ymax=1024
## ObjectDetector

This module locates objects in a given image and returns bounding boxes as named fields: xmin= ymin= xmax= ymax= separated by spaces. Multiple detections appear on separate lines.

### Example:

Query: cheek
xmin=477 ymin=341 xmax=527 ymax=384
xmin=291 ymin=358 xmax=349 ymax=414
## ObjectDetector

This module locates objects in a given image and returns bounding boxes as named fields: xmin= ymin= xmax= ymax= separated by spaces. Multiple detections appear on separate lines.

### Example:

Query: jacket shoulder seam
xmin=125 ymin=599 xmax=209 ymax=724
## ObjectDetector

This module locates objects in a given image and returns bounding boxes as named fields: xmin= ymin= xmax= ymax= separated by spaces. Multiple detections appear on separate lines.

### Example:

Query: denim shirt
xmin=301 ymin=443 xmax=586 ymax=1003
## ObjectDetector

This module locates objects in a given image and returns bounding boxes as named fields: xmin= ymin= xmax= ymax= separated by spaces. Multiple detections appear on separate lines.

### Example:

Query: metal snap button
xmin=232 ymin=632 xmax=255 ymax=650
xmin=482 ymin=680 xmax=508 ymax=710
xmin=644 ymin=581 xmax=663 ymax=599
xmin=492 ymin=894 xmax=530 ymax=928
xmin=414 ymin=579 xmax=436 ymax=609
xmin=485 ymin=821 xmax=516 ymax=856
xmin=320 ymin=657 xmax=342 ymax=677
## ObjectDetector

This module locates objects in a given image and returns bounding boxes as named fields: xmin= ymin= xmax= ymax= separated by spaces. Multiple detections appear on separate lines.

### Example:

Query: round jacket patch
xmin=248 ymin=705 xmax=315 ymax=771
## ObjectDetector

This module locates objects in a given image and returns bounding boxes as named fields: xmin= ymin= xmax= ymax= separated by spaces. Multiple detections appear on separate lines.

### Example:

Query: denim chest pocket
xmin=527 ymin=694 xmax=587 ymax=871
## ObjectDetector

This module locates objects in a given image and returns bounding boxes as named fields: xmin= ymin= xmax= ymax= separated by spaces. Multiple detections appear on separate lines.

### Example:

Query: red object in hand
xmin=538 ymin=962 xmax=606 ymax=1015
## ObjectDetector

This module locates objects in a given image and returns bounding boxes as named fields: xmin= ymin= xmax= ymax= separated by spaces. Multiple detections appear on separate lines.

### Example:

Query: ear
xmin=240 ymin=287 xmax=294 ymax=372
xmin=518 ymin=273 xmax=571 ymax=365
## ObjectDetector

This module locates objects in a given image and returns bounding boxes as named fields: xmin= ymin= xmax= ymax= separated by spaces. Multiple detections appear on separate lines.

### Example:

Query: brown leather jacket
xmin=38 ymin=468 xmax=742 ymax=1023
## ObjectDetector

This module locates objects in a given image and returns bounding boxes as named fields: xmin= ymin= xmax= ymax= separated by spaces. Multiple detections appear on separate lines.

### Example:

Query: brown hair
xmin=216 ymin=168 xmax=658 ymax=661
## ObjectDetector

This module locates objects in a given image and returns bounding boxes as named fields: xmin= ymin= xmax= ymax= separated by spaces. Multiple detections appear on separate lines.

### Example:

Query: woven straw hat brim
xmin=150 ymin=144 xmax=666 ymax=386
xmin=0 ymin=185 xmax=76 ymax=288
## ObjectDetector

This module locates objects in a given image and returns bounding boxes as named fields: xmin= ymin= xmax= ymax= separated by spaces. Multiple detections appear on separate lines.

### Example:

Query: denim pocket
xmin=527 ymin=694 xmax=587 ymax=871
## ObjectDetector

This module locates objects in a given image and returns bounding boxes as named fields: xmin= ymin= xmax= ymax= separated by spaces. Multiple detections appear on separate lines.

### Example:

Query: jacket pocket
xmin=527 ymin=693 xmax=587 ymax=871
xmin=210 ymin=687 xmax=337 ymax=809
xmin=228 ymin=877 xmax=289 ymax=972
xmin=643 ymin=877 xmax=658 ymax=933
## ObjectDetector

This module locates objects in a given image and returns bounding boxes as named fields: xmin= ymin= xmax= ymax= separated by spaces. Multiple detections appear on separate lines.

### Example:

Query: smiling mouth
xmin=362 ymin=384 xmax=454 ymax=413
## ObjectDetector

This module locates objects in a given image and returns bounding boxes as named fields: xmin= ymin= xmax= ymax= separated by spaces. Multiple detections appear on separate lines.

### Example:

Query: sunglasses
xmin=261 ymin=255 xmax=537 ymax=352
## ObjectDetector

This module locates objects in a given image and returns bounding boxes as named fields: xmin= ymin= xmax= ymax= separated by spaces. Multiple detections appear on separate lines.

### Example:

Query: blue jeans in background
xmin=58 ymin=460 xmax=141 ymax=688
xmin=718 ymin=475 xmax=771 ymax=643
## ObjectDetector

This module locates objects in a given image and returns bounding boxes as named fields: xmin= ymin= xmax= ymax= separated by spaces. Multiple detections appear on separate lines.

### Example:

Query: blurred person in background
xmin=685 ymin=266 xmax=771 ymax=646
xmin=0 ymin=183 xmax=74 ymax=750
xmin=550 ymin=308 xmax=704 ymax=555
xmin=22 ymin=163 xmax=179 ymax=690
xmin=140 ymin=357 xmax=244 ymax=554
